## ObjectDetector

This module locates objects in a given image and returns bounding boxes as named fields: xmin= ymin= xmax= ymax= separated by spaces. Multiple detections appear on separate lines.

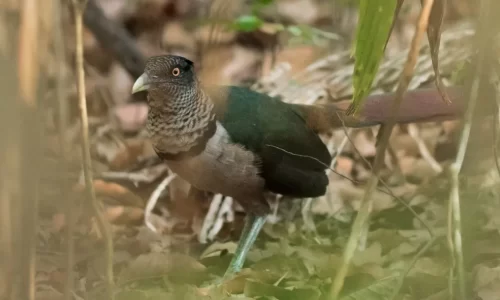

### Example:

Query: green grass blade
xmin=347 ymin=0 xmax=399 ymax=116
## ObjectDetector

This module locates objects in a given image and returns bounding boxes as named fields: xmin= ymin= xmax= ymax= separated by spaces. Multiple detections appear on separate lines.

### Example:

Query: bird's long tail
xmin=291 ymin=86 xmax=473 ymax=134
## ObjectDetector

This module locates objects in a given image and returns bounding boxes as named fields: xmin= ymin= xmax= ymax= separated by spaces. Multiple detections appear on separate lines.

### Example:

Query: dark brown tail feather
xmin=292 ymin=86 xmax=491 ymax=134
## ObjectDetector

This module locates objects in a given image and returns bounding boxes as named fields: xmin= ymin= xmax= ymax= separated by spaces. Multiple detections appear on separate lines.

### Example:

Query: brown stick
xmin=83 ymin=0 xmax=145 ymax=78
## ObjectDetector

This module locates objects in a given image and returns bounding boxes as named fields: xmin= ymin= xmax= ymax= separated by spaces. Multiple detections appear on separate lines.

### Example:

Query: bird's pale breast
xmin=165 ymin=122 xmax=265 ymax=200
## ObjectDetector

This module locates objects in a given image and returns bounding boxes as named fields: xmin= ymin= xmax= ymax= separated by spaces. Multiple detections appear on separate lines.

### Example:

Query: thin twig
xmin=329 ymin=1 xmax=435 ymax=298
xmin=408 ymin=124 xmax=443 ymax=174
xmin=70 ymin=0 xmax=114 ymax=298
xmin=53 ymin=1 xmax=74 ymax=299
xmin=99 ymin=164 xmax=169 ymax=186
xmin=199 ymin=194 xmax=224 ymax=244
xmin=207 ymin=196 xmax=234 ymax=241
xmin=144 ymin=173 xmax=177 ymax=233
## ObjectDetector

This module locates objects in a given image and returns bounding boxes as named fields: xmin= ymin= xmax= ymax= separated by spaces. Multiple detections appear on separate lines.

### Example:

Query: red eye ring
xmin=172 ymin=68 xmax=180 ymax=76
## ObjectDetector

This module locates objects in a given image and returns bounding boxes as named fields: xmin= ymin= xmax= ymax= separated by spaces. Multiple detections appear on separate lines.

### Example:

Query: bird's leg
xmin=222 ymin=214 xmax=267 ymax=280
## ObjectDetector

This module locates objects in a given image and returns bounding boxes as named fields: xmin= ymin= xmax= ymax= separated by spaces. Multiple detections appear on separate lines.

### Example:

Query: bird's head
xmin=132 ymin=55 xmax=198 ymax=104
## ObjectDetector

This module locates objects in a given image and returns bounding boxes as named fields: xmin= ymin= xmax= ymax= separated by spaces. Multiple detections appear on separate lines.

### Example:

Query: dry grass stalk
xmin=0 ymin=4 xmax=24 ymax=299
xmin=70 ymin=0 xmax=115 ymax=298
xmin=17 ymin=0 xmax=44 ymax=298
xmin=0 ymin=39 xmax=21 ymax=300
xmin=145 ymin=174 xmax=177 ymax=233
xmin=52 ymin=1 xmax=74 ymax=299
xmin=446 ymin=1 xmax=497 ymax=298
xmin=329 ymin=1 xmax=436 ymax=299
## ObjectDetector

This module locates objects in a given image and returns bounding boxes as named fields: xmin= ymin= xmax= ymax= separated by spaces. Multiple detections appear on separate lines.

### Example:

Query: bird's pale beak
xmin=132 ymin=73 xmax=150 ymax=94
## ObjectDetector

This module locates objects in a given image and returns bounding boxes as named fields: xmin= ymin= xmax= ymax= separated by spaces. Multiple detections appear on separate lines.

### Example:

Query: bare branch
xmin=83 ymin=0 xmax=145 ymax=78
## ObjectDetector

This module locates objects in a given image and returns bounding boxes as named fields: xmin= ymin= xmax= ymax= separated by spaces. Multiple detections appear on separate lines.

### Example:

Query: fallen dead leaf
xmin=108 ymin=139 xmax=147 ymax=170
xmin=91 ymin=180 xmax=144 ymax=207
xmin=105 ymin=205 xmax=144 ymax=224
xmin=335 ymin=155 xmax=354 ymax=176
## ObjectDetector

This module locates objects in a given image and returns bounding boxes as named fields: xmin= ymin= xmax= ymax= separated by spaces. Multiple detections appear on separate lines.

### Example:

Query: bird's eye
xmin=172 ymin=68 xmax=180 ymax=76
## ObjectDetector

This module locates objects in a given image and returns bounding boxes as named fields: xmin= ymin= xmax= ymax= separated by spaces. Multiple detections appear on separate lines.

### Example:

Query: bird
xmin=129 ymin=54 xmax=431 ymax=282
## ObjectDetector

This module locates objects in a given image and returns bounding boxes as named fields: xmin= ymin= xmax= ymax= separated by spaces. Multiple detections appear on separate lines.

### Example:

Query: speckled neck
xmin=146 ymin=85 xmax=216 ymax=158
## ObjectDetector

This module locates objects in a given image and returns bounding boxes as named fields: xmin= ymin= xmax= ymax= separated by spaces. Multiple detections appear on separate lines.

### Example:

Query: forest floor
xmin=33 ymin=1 xmax=500 ymax=299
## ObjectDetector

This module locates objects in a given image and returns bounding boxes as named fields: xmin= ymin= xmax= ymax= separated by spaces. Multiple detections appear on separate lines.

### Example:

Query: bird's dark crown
xmin=144 ymin=55 xmax=196 ymax=86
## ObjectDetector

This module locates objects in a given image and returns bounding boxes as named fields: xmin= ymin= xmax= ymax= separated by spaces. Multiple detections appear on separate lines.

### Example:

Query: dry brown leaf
xmin=335 ymin=155 xmax=354 ymax=176
xmin=108 ymin=139 xmax=147 ymax=170
xmin=74 ymin=179 xmax=144 ymax=209
xmin=94 ymin=180 xmax=144 ymax=207
xmin=105 ymin=205 xmax=144 ymax=224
